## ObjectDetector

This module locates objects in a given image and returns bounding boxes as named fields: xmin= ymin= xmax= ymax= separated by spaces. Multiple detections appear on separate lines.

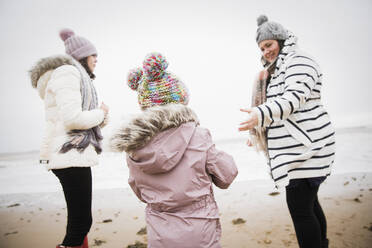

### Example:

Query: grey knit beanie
xmin=256 ymin=15 xmax=288 ymax=44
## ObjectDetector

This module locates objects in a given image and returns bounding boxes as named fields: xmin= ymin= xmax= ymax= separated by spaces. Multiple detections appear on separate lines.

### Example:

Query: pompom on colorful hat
xmin=127 ymin=52 xmax=189 ymax=109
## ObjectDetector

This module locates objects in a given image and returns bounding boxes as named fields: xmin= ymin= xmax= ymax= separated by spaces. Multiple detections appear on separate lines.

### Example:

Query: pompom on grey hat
xmin=256 ymin=15 xmax=288 ymax=44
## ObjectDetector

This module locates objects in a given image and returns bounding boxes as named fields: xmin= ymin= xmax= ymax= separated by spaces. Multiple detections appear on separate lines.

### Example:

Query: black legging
xmin=286 ymin=179 xmax=328 ymax=248
xmin=52 ymin=167 xmax=92 ymax=246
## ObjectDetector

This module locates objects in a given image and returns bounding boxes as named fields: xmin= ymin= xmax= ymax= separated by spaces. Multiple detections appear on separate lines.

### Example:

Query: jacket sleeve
xmin=49 ymin=65 xmax=105 ymax=130
xmin=205 ymin=130 xmax=238 ymax=189
xmin=253 ymin=55 xmax=320 ymax=128
xmin=128 ymin=174 xmax=146 ymax=203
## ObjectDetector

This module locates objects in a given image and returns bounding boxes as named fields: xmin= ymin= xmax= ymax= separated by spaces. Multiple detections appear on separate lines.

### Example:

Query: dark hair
xmin=277 ymin=40 xmax=285 ymax=53
xmin=79 ymin=57 xmax=96 ymax=79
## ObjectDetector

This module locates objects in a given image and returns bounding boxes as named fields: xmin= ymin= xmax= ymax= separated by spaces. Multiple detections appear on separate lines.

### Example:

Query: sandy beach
xmin=1 ymin=173 xmax=371 ymax=248
xmin=1 ymin=126 xmax=372 ymax=248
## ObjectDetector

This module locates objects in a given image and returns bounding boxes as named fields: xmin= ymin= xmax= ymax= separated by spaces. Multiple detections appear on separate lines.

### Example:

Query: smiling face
xmin=87 ymin=54 xmax=97 ymax=72
xmin=259 ymin=39 xmax=280 ymax=64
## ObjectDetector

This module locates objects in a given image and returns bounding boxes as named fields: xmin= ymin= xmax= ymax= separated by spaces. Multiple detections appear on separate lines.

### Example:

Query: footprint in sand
xmin=282 ymin=239 xmax=292 ymax=247
xmin=263 ymin=238 xmax=272 ymax=244
xmin=93 ymin=239 xmax=106 ymax=246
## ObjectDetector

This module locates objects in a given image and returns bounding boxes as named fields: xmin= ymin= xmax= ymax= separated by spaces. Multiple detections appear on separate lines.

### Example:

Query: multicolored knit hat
xmin=127 ymin=52 xmax=189 ymax=109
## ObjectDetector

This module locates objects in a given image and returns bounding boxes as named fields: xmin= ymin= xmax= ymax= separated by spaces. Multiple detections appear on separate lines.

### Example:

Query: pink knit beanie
xmin=59 ymin=28 xmax=97 ymax=60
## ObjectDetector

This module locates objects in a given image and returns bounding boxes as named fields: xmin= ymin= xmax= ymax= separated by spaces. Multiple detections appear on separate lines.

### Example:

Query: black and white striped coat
xmin=252 ymin=33 xmax=335 ymax=188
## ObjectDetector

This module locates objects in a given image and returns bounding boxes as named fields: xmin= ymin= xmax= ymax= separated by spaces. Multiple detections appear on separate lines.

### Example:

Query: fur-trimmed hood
xmin=110 ymin=104 xmax=199 ymax=153
xmin=110 ymin=104 xmax=199 ymax=174
xmin=29 ymin=55 xmax=75 ymax=99
xmin=29 ymin=55 xmax=74 ymax=88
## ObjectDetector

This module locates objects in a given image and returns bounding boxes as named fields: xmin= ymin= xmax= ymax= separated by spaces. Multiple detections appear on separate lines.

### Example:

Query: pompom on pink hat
xmin=59 ymin=28 xmax=97 ymax=60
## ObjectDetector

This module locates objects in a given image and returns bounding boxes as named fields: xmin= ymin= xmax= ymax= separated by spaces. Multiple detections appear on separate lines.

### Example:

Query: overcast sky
xmin=0 ymin=0 xmax=371 ymax=154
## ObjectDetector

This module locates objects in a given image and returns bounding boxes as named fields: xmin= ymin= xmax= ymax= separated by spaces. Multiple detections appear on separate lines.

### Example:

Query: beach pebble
xmin=7 ymin=203 xmax=20 ymax=208
xmin=127 ymin=241 xmax=147 ymax=248
xmin=4 ymin=231 xmax=18 ymax=236
xmin=232 ymin=218 xmax=246 ymax=225
xmin=268 ymin=192 xmax=280 ymax=196
xmin=137 ymin=227 xmax=147 ymax=235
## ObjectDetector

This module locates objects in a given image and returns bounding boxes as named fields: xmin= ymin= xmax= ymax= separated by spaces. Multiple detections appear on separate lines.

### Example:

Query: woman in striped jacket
xmin=239 ymin=15 xmax=335 ymax=248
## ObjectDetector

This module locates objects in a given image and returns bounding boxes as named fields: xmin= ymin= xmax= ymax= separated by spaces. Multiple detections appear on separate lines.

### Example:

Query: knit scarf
xmin=249 ymin=58 xmax=277 ymax=156
xmin=59 ymin=59 xmax=103 ymax=154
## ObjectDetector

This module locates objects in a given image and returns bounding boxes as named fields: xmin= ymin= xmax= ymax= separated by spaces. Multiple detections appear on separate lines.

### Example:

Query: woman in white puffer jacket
xmin=29 ymin=28 xmax=108 ymax=248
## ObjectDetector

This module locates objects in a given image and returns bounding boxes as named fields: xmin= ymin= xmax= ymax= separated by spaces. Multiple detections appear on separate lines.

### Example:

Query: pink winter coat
xmin=110 ymin=104 xmax=238 ymax=248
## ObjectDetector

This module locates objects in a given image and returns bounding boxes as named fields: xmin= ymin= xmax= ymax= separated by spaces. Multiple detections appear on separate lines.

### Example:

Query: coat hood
xmin=29 ymin=55 xmax=75 ymax=99
xmin=110 ymin=104 xmax=199 ymax=174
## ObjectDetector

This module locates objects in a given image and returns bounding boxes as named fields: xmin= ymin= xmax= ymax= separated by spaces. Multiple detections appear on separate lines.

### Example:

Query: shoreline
xmin=1 ymin=125 xmax=371 ymax=158
xmin=1 ymin=172 xmax=371 ymax=248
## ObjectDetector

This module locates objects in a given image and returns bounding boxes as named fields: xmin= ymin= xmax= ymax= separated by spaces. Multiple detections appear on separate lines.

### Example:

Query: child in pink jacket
xmin=110 ymin=53 xmax=238 ymax=248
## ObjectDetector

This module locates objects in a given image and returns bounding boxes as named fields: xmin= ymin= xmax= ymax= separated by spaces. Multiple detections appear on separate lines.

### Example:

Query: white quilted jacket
xmin=30 ymin=55 xmax=105 ymax=170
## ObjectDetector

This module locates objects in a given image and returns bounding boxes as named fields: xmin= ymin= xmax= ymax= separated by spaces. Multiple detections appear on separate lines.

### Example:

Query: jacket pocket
xmin=284 ymin=116 xmax=313 ymax=147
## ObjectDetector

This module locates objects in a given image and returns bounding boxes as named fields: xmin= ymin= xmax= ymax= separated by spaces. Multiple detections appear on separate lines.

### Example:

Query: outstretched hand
xmin=238 ymin=108 xmax=258 ymax=132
